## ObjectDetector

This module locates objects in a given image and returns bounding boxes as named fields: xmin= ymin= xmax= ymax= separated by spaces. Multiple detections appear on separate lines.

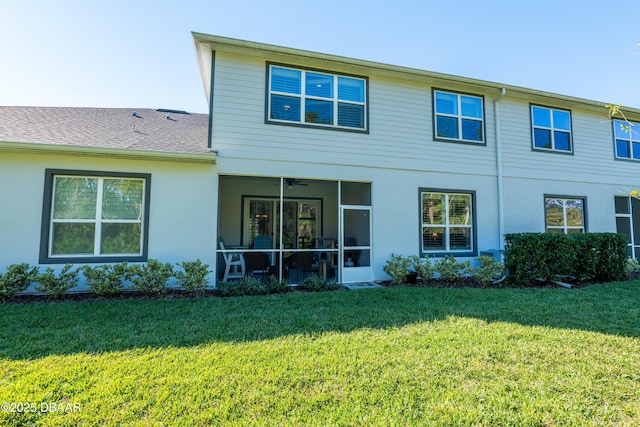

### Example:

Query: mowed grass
xmin=1 ymin=282 xmax=640 ymax=426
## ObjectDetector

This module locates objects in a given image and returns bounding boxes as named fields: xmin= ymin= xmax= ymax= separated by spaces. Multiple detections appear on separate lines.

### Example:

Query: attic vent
xmin=156 ymin=108 xmax=190 ymax=115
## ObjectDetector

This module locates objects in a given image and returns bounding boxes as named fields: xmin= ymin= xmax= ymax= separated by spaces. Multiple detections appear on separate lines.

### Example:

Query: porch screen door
xmin=340 ymin=206 xmax=372 ymax=283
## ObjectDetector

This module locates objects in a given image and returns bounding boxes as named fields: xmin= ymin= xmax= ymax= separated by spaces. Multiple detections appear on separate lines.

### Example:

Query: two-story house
xmin=2 ymin=32 xmax=640 ymax=290
xmin=193 ymin=32 xmax=640 ymax=284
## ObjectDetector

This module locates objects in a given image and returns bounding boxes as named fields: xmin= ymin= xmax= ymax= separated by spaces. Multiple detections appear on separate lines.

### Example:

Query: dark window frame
xmin=543 ymin=194 xmax=587 ymax=234
xmin=265 ymin=62 xmax=369 ymax=133
xmin=432 ymin=88 xmax=487 ymax=146
xmin=530 ymin=104 xmax=574 ymax=154
xmin=39 ymin=169 xmax=151 ymax=264
xmin=612 ymin=118 xmax=640 ymax=162
xmin=418 ymin=187 xmax=478 ymax=257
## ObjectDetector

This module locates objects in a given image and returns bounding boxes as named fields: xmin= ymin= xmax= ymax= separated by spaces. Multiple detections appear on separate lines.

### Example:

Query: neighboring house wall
xmin=0 ymin=151 xmax=217 ymax=291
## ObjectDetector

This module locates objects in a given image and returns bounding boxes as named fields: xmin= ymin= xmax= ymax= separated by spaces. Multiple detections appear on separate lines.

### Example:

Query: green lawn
xmin=1 ymin=281 xmax=640 ymax=426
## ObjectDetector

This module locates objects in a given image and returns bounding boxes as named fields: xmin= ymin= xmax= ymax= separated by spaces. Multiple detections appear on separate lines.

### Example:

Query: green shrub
xmin=266 ymin=275 xmax=288 ymax=294
xmin=409 ymin=255 xmax=434 ymax=280
xmin=473 ymin=256 xmax=505 ymax=285
xmin=35 ymin=264 xmax=79 ymax=299
xmin=297 ymin=274 xmax=342 ymax=292
xmin=130 ymin=259 xmax=174 ymax=295
xmin=216 ymin=277 xmax=267 ymax=297
xmin=0 ymin=263 xmax=40 ymax=300
xmin=82 ymin=262 xmax=132 ymax=296
xmin=383 ymin=254 xmax=411 ymax=285
xmin=175 ymin=260 xmax=211 ymax=292
xmin=434 ymin=256 xmax=471 ymax=281
xmin=625 ymin=257 xmax=640 ymax=277
xmin=505 ymin=233 xmax=627 ymax=285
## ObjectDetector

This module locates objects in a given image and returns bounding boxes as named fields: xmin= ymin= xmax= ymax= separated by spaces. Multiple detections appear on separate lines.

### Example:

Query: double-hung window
xmin=420 ymin=189 xmax=476 ymax=255
xmin=40 ymin=170 xmax=150 ymax=263
xmin=613 ymin=119 xmax=640 ymax=160
xmin=434 ymin=90 xmax=484 ymax=143
xmin=531 ymin=105 xmax=572 ymax=152
xmin=544 ymin=197 xmax=585 ymax=233
xmin=267 ymin=64 xmax=367 ymax=130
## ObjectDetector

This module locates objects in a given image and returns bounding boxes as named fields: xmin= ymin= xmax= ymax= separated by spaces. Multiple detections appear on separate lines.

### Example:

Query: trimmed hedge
xmin=504 ymin=232 xmax=627 ymax=285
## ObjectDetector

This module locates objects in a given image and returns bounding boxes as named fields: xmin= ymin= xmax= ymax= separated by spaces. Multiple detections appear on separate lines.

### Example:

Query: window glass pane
xmin=460 ymin=96 xmax=482 ymax=118
xmin=461 ymin=119 xmax=483 ymax=141
xmin=52 ymin=223 xmax=95 ymax=255
xmin=615 ymin=120 xmax=631 ymax=140
xmin=567 ymin=228 xmax=583 ymax=234
xmin=449 ymin=227 xmax=471 ymax=250
xmin=532 ymin=107 xmax=551 ymax=127
xmin=545 ymin=198 xmax=564 ymax=226
xmin=617 ymin=139 xmax=630 ymax=158
xmin=423 ymin=227 xmax=445 ymax=250
xmin=338 ymin=77 xmax=364 ymax=102
xmin=534 ymin=129 xmax=551 ymax=148
xmin=616 ymin=217 xmax=632 ymax=242
xmin=615 ymin=197 xmax=630 ymax=215
xmin=546 ymin=227 xmax=564 ymax=233
xmin=633 ymin=198 xmax=640 ymax=241
xmin=305 ymin=72 xmax=333 ymax=98
xmin=436 ymin=116 xmax=458 ymax=139
xmin=101 ymin=223 xmax=141 ymax=254
xmin=422 ymin=193 xmax=444 ymax=225
xmin=271 ymin=67 xmax=301 ymax=94
xmin=102 ymin=179 xmax=143 ymax=220
xmin=632 ymin=142 xmax=640 ymax=159
xmin=53 ymin=177 xmax=97 ymax=219
xmin=338 ymin=103 xmax=364 ymax=128
xmin=435 ymin=92 xmax=458 ymax=115
xmin=554 ymin=131 xmax=571 ymax=151
xmin=552 ymin=110 xmax=571 ymax=130
xmin=270 ymin=95 xmax=300 ymax=121
xmin=341 ymin=181 xmax=371 ymax=206
xmin=449 ymin=194 xmax=471 ymax=225
xmin=305 ymin=99 xmax=333 ymax=125
xmin=565 ymin=200 xmax=583 ymax=227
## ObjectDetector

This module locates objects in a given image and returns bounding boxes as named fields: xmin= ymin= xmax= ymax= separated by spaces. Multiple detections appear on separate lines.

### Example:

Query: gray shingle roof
xmin=0 ymin=106 xmax=210 ymax=155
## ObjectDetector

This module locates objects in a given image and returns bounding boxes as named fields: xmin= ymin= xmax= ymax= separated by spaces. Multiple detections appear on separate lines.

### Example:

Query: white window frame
xmin=433 ymin=89 xmax=485 ymax=144
xmin=40 ymin=170 xmax=150 ymax=263
xmin=544 ymin=197 xmax=586 ymax=234
xmin=531 ymin=105 xmax=573 ymax=153
xmin=267 ymin=64 xmax=367 ymax=131
xmin=420 ymin=190 xmax=475 ymax=256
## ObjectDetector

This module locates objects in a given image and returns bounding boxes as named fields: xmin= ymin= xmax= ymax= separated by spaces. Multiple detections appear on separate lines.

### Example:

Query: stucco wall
xmin=0 ymin=151 xmax=217 ymax=291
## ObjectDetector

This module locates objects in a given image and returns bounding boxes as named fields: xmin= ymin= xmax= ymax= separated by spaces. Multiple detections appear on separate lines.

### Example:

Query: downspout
xmin=494 ymin=88 xmax=506 ymax=250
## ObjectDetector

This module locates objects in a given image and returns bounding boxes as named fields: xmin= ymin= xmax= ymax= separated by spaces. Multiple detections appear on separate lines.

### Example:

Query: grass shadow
xmin=1 ymin=280 xmax=639 ymax=360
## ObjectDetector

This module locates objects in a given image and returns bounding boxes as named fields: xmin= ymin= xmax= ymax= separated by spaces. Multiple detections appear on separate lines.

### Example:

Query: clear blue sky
xmin=2 ymin=0 xmax=639 ymax=114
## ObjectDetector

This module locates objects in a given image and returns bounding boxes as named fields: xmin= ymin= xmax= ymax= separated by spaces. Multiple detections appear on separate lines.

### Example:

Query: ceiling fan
xmin=272 ymin=178 xmax=309 ymax=189
xmin=284 ymin=178 xmax=308 ymax=189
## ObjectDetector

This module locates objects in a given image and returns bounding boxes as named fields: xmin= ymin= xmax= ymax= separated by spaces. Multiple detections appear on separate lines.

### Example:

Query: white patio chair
xmin=219 ymin=236 xmax=245 ymax=281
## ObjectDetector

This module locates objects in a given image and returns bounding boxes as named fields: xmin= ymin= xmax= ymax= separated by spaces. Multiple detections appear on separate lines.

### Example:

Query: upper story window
xmin=531 ymin=105 xmax=572 ymax=153
xmin=433 ymin=90 xmax=484 ymax=144
xmin=267 ymin=64 xmax=367 ymax=131
xmin=613 ymin=119 xmax=640 ymax=160
xmin=544 ymin=197 xmax=585 ymax=234
xmin=40 ymin=170 xmax=150 ymax=263
xmin=420 ymin=189 xmax=476 ymax=256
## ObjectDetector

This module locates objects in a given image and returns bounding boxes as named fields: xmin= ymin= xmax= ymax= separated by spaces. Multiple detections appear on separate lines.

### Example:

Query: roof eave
xmin=192 ymin=32 xmax=640 ymax=117
xmin=0 ymin=141 xmax=218 ymax=164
